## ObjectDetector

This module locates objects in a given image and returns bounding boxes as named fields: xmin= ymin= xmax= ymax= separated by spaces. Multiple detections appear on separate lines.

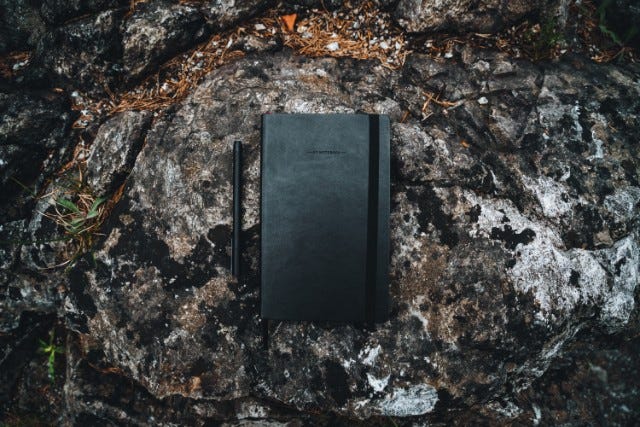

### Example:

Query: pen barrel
xmin=232 ymin=141 xmax=242 ymax=277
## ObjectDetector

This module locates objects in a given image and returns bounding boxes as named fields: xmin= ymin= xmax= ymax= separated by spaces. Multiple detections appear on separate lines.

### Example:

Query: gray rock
xmin=0 ymin=183 xmax=71 ymax=333
xmin=0 ymin=92 xmax=75 ymax=334
xmin=86 ymin=110 xmax=153 ymax=197
xmin=198 ymin=0 xmax=275 ymax=30
xmin=0 ymin=0 xmax=46 ymax=53
xmin=0 ymin=221 xmax=26 ymax=271
xmin=6 ymin=0 xmax=274 ymax=92
xmin=505 ymin=333 xmax=640 ymax=425
xmin=62 ymin=50 xmax=639 ymax=421
xmin=394 ymin=0 xmax=559 ymax=33
xmin=0 ymin=270 xmax=62 ymax=332
xmin=32 ymin=10 xmax=124 ymax=94
xmin=0 ymin=91 xmax=76 ymax=222
xmin=58 ymin=331 xmax=356 ymax=425
xmin=122 ymin=0 xmax=274 ymax=81
xmin=40 ymin=0 xmax=127 ymax=25
xmin=1 ymin=1 xmax=637 ymax=422
xmin=19 ymin=191 xmax=70 ymax=272
xmin=122 ymin=1 xmax=207 ymax=80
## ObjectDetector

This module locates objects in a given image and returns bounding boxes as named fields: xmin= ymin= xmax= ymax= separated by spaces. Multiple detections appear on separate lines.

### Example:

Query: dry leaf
xmin=281 ymin=14 xmax=297 ymax=32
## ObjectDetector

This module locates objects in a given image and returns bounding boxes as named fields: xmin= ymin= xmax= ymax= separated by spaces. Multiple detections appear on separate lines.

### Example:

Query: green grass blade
xmin=57 ymin=198 xmax=81 ymax=214
xmin=9 ymin=176 xmax=38 ymax=198
xmin=85 ymin=210 xmax=99 ymax=219
xmin=48 ymin=351 xmax=55 ymax=381
xmin=70 ymin=217 xmax=86 ymax=227
xmin=90 ymin=197 xmax=106 ymax=212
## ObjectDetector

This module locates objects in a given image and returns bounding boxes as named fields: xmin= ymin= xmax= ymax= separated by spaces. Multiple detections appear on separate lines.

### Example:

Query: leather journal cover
xmin=260 ymin=113 xmax=390 ymax=322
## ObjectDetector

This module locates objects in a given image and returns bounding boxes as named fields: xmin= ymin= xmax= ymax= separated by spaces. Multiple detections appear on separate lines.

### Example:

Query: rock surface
xmin=86 ymin=110 xmax=153 ymax=196
xmin=0 ymin=91 xmax=76 ymax=222
xmin=513 ymin=330 xmax=640 ymax=425
xmin=0 ymin=0 xmax=46 ymax=53
xmin=0 ymin=91 xmax=75 ymax=333
xmin=4 ymin=0 xmax=578 ymax=92
xmin=394 ymin=0 xmax=562 ymax=33
xmin=122 ymin=1 xmax=207 ymax=80
xmin=198 ymin=0 xmax=276 ymax=30
xmin=6 ymin=0 xmax=274 ymax=93
xmin=55 ymin=50 xmax=639 ymax=420
xmin=40 ymin=0 xmax=127 ymax=25
xmin=32 ymin=9 xmax=124 ymax=93
xmin=1 ymin=1 xmax=640 ymax=424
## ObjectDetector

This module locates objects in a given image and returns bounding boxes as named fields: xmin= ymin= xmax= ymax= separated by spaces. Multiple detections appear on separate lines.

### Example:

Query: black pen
xmin=232 ymin=140 xmax=242 ymax=278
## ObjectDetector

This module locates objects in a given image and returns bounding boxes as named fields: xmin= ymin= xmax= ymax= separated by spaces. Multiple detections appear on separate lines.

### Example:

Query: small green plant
xmin=43 ymin=181 xmax=107 ymax=268
xmin=52 ymin=195 xmax=106 ymax=238
xmin=9 ymin=176 xmax=108 ymax=269
xmin=38 ymin=329 xmax=64 ymax=383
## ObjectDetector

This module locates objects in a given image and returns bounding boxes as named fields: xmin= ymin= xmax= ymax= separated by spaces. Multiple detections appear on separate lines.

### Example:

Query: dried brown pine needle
xmin=99 ymin=1 xmax=410 ymax=115
xmin=111 ymin=32 xmax=245 ymax=113
xmin=57 ymin=141 xmax=91 ymax=175
xmin=73 ymin=0 xmax=635 ymax=121
xmin=416 ymin=19 xmax=567 ymax=62
xmin=592 ymin=46 xmax=635 ymax=63
xmin=421 ymin=91 xmax=459 ymax=120
xmin=423 ymin=91 xmax=458 ymax=108
xmin=282 ymin=1 xmax=408 ymax=69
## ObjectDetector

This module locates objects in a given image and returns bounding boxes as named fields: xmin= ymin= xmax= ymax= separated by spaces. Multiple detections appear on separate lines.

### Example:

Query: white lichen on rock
xmin=359 ymin=344 xmax=381 ymax=366
xmin=604 ymin=186 xmax=640 ymax=223
xmin=463 ymin=189 xmax=637 ymax=328
xmin=521 ymin=175 xmax=575 ymax=218
xmin=377 ymin=384 xmax=439 ymax=416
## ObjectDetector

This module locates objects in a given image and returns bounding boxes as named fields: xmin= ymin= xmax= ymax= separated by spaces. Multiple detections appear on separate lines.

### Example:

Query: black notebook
xmin=260 ymin=113 xmax=390 ymax=322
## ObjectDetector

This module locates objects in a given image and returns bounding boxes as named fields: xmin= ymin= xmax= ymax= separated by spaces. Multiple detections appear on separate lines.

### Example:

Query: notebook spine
xmin=260 ymin=115 xmax=267 ymax=318
xmin=365 ymin=115 xmax=380 ymax=324
xmin=375 ymin=115 xmax=391 ymax=322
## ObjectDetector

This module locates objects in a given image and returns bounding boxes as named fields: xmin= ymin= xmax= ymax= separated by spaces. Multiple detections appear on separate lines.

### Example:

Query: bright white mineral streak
xmin=464 ymin=190 xmax=638 ymax=327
